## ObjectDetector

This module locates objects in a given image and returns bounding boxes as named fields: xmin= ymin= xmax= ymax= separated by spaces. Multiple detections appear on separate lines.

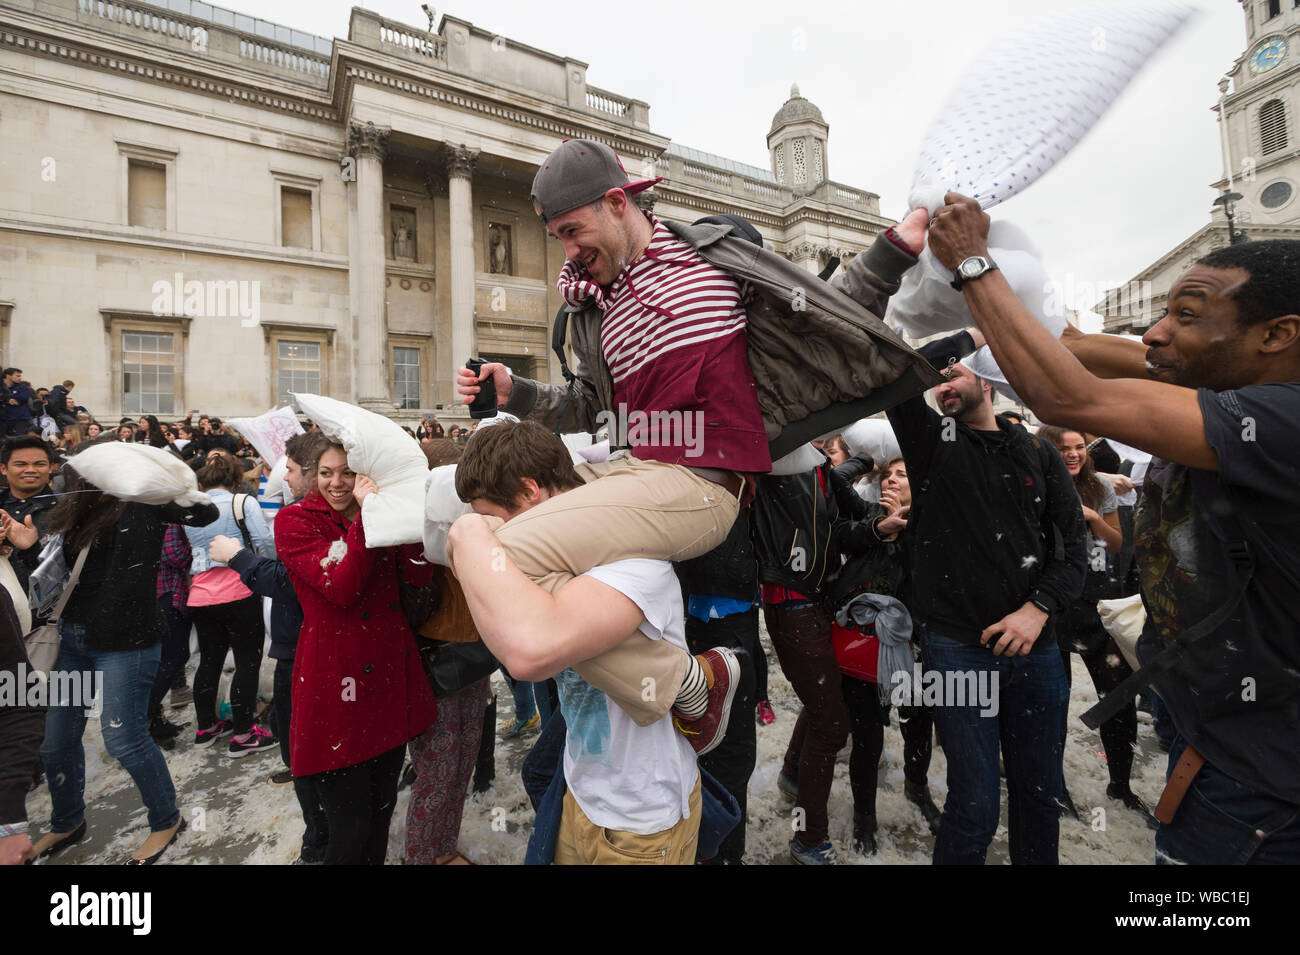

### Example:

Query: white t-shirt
xmin=558 ymin=558 xmax=699 ymax=835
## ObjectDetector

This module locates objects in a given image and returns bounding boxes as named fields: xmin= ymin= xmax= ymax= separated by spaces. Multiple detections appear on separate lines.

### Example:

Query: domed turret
xmin=768 ymin=84 xmax=829 ymax=188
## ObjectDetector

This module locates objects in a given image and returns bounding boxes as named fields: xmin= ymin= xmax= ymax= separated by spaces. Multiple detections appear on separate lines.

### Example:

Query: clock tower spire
xmin=1218 ymin=0 xmax=1299 ymax=224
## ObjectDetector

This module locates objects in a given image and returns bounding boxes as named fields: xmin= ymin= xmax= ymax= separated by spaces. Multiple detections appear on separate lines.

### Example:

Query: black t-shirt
xmin=1135 ymin=382 xmax=1300 ymax=804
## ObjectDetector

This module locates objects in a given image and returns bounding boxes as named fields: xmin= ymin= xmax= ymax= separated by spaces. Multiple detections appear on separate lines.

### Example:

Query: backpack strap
xmin=50 ymin=546 xmax=92 ymax=622
xmin=231 ymin=493 xmax=255 ymax=552
xmin=550 ymin=305 xmax=581 ymax=436
xmin=1081 ymin=467 xmax=1255 ymax=729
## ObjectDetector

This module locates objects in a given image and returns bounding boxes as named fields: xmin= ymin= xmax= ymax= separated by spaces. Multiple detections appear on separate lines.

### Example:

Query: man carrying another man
xmin=456 ymin=138 xmax=939 ymax=753
xmin=449 ymin=421 xmax=701 ymax=864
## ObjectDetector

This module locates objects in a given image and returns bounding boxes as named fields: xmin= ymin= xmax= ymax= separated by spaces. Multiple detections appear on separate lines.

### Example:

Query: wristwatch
xmin=950 ymin=255 xmax=999 ymax=291
xmin=1029 ymin=597 xmax=1054 ymax=616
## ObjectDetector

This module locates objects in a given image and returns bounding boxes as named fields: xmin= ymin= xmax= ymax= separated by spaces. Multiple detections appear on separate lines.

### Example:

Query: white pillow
xmin=887 ymin=221 xmax=1059 ymax=339
xmin=66 ymin=442 xmax=210 ymax=507
xmin=293 ymin=394 xmax=428 ymax=548
xmin=890 ymin=0 xmax=1195 ymax=337
xmin=910 ymin=1 xmax=1196 ymax=213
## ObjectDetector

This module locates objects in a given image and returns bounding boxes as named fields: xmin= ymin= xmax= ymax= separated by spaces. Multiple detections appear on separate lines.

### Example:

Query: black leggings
xmin=190 ymin=596 xmax=264 ymax=735
xmin=842 ymin=676 xmax=885 ymax=816
xmin=312 ymin=744 xmax=406 ymax=865
xmin=148 ymin=597 xmax=192 ymax=719
xmin=1059 ymin=636 xmax=1138 ymax=788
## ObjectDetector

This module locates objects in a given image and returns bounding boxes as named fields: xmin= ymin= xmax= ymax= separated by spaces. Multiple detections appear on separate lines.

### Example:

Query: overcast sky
xmin=241 ymin=0 xmax=1244 ymax=320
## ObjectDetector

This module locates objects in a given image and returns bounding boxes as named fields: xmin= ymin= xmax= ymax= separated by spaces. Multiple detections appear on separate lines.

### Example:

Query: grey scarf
xmin=836 ymin=592 xmax=914 ymax=703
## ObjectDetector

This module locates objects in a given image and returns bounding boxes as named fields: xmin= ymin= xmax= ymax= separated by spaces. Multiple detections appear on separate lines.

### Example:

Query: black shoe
xmin=269 ymin=769 xmax=294 ymax=786
xmin=124 ymin=817 xmax=186 ymax=866
xmin=150 ymin=715 xmax=187 ymax=751
xmin=36 ymin=819 xmax=88 ymax=859
xmin=1058 ymin=786 xmax=1081 ymax=821
xmin=1108 ymin=782 xmax=1159 ymax=830
xmin=851 ymin=810 xmax=878 ymax=855
xmin=904 ymin=780 xmax=942 ymax=835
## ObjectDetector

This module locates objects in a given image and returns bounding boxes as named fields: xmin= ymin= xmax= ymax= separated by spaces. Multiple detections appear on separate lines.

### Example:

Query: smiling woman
xmin=271 ymin=436 xmax=437 ymax=865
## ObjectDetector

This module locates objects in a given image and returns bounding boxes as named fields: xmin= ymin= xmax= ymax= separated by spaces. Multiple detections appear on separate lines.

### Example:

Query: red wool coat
xmin=274 ymin=491 xmax=437 ymax=777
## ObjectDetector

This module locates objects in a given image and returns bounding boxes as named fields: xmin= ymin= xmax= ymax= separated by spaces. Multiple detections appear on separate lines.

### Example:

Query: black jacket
xmin=46 ymin=385 xmax=71 ymax=417
xmin=674 ymin=506 xmax=757 ymax=602
xmin=752 ymin=463 xmax=841 ymax=598
xmin=0 ymin=586 xmax=43 ymax=824
xmin=61 ymin=500 xmax=219 ymax=651
xmin=0 ymin=488 xmax=58 ymax=602
xmin=183 ymin=432 xmax=240 ymax=462
xmin=228 ymin=545 xmax=301 ymax=661
xmin=886 ymin=398 xmax=1087 ymax=648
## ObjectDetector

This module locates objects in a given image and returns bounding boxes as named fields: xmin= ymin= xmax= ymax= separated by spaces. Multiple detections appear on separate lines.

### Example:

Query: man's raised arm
xmin=926 ymin=193 xmax=1219 ymax=471
xmin=1059 ymin=324 xmax=1150 ymax=381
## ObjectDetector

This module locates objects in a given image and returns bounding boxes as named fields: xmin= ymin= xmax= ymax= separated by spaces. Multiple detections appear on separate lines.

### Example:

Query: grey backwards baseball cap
xmin=531 ymin=139 xmax=662 ymax=223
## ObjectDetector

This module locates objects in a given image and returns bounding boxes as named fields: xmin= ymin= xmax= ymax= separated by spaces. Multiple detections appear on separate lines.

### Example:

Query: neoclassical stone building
xmin=1099 ymin=0 xmax=1300 ymax=333
xmin=0 ymin=0 xmax=894 ymax=423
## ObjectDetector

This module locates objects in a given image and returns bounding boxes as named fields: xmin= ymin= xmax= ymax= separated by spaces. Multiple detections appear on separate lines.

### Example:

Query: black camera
xmin=465 ymin=358 xmax=498 ymax=419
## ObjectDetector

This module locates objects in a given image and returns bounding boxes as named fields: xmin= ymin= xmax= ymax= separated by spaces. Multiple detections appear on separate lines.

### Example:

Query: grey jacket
xmin=502 ymin=221 xmax=944 ymax=461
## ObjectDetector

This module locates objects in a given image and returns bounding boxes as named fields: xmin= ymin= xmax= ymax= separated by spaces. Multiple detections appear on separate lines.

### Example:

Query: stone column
xmin=346 ymin=121 xmax=390 ymax=411
xmin=441 ymin=144 xmax=479 ymax=385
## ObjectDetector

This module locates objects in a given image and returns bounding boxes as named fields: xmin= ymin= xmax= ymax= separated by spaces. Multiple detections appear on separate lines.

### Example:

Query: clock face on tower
xmin=1249 ymin=38 xmax=1288 ymax=76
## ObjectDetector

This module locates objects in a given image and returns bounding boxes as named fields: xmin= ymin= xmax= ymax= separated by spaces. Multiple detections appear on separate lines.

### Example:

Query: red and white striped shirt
xmin=556 ymin=215 xmax=771 ymax=472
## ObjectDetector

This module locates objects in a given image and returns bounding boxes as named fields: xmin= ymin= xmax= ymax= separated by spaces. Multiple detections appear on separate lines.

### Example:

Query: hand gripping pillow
xmin=293 ymin=393 xmax=428 ymax=548
xmin=65 ymin=442 xmax=211 ymax=507
xmin=888 ymin=221 xmax=1058 ymax=339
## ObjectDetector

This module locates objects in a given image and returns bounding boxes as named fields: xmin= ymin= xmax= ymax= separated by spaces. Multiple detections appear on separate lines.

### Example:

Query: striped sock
xmin=674 ymin=655 xmax=711 ymax=721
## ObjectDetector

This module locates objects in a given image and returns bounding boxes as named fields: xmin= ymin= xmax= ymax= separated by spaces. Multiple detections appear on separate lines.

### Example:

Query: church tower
xmin=1216 ymin=0 xmax=1300 ymax=224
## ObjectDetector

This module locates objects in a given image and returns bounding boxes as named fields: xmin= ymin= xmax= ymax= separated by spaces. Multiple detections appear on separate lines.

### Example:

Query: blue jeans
xmin=506 ymin=673 xmax=555 ymax=730
xmin=920 ymin=627 xmax=1068 ymax=865
xmin=39 ymin=622 xmax=180 ymax=834
xmin=1155 ymin=736 xmax=1300 ymax=864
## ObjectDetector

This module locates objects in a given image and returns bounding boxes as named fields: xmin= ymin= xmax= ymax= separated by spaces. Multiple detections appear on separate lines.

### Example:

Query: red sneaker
xmin=672 ymin=647 xmax=740 ymax=756
xmin=756 ymin=700 xmax=776 ymax=725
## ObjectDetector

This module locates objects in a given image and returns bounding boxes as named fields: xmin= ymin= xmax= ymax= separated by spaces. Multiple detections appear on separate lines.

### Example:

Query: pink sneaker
xmin=757 ymin=700 xmax=776 ymax=725
xmin=226 ymin=724 xmax=278 ymax=758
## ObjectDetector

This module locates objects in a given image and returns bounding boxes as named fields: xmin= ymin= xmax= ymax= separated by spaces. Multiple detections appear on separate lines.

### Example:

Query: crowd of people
xmin=1 ymin=138 xmax=1296 ymax=867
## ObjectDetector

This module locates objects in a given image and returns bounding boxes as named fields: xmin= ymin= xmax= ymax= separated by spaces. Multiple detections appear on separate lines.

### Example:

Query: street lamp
xmin=1212 ymin=190 xmax=1248 ymax=245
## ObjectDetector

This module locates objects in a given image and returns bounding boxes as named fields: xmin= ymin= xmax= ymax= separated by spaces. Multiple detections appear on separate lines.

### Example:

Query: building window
xmin=393 ymin=346 xmax=420 ymax=409
xmin=127 ymin=160 xmax=167 ymax=229
xmin=117 ymin=139 xmax=177 ymax=231
xmin=277 ymin=340 xmax=321 ymax=404
xmin=270 ymin=169 xmax=322 ymax=250
xmin=280 ymin=188 xmax=313 ymax=248
xmin=122 ymin=331 xmax=175 ymax=415
xmin=1260 ymin=99 xmax=1288 ymax=155
xmin=1267 ymin=0 xmax=1281 ymax=18
xmin=774 ymin=144 xmax=785 ymax=183
xmin=1260 ymin=180 xmax=1293 ymax=207
xmin=791 ymin=138 xmax=807 ymax=184
xmin=813 ymin=140 xmax=824 ymax=182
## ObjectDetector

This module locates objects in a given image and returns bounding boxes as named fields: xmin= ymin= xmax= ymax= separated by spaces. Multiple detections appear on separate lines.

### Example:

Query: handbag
xmin=415 ymin=636 xmax=498 ymax=700
xmin=23 ymin=545 xmax=91 ymax=677
xmin=396 ymin=555 xmax=441 ymax=635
